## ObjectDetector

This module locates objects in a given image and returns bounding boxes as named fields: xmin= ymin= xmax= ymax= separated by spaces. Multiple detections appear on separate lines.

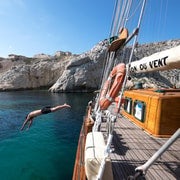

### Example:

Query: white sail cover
xmin=84 ymin=132 xmax=113 ymax=180
xmin=129 ymin=45 xmax=180 ymax=73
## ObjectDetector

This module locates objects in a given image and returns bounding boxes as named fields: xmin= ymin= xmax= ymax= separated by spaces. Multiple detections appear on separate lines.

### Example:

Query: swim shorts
xmin=41 ymin=106 xmax=52 ymax=114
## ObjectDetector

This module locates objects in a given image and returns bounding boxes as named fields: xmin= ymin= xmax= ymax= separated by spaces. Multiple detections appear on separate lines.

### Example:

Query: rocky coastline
xmin=0 ymin=39 xmax=179 ymax=92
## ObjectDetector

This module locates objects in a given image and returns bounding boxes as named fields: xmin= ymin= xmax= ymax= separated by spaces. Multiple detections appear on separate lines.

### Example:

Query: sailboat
xmin=72 ymin=0 xmax=180 ymax=179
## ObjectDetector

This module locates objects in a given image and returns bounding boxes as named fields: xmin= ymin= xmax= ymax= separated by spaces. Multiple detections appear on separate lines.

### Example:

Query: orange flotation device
xmin=99 ymin=63 xmax=126 ymax=110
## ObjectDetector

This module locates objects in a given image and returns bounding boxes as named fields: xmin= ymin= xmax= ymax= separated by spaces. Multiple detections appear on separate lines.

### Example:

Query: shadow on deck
xmin=105 ymin=115 xmax=180 ymax=180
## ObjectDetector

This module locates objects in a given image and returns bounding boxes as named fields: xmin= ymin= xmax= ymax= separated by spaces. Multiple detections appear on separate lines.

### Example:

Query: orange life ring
xmin=99 ymin=63 xmax=126 ymax=110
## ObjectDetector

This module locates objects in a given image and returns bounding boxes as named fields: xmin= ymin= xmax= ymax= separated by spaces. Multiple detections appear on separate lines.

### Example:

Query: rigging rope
xmin=109 ymin=0 xmax=118 ymax=37
xmin=125 ymin=0 xmax=142 ymax=22
xmin=116 ymin=0 xmax=147 ymax=116
xmin=110 ymin=0 xmax=121 ymax=37
xmin=92 ymin=0 xmax=147 ymax=179
xmin=95 ymin=0 xmax=147 ymax=117
xmin=120 ymin=0 xmax=132 ymax=28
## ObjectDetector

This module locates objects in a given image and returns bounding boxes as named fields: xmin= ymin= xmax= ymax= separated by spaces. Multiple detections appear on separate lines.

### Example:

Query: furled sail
xmin=129 ymin=45 xmax=180 ymax=73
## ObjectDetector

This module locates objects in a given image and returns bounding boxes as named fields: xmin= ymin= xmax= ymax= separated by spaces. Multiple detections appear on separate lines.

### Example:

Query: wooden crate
xmin=122 ymin=89 xmax=180 ymax=137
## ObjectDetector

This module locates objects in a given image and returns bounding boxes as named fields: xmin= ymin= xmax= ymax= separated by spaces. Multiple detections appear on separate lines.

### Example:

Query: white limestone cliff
xmin=0 ymin=40 xmax=179 ymax=92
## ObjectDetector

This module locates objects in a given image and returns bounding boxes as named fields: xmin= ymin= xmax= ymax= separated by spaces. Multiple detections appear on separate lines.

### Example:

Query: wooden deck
xmin=101 ymin=114 xmax=180 ymax=180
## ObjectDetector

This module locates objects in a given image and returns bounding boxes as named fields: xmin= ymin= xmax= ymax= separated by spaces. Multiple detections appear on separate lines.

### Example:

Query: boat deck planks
xmin=101 ymin=114 xmax=180 ymax=180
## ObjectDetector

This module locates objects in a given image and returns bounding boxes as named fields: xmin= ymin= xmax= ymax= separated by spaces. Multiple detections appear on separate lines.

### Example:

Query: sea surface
xmin=0 ymin=90 xmax=93 ymax=180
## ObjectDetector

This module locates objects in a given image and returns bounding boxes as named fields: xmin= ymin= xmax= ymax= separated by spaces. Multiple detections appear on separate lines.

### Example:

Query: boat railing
xmin=92 ymin=108 xmax=102 ymax=132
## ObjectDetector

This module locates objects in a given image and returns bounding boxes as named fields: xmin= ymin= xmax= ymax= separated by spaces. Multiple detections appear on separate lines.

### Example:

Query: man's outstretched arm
xmin=21 ymin=116 xmax=31 ymax=131
xmin=51 ymin=103 xmax=71 ymax=112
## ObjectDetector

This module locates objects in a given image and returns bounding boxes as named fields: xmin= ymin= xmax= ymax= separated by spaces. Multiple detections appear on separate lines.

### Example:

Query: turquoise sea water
xmin=0 ymin=90 xmax=93 ymax=180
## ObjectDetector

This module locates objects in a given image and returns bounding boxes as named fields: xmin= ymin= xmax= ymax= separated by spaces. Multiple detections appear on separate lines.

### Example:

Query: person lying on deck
xmin=21 ymin=103 xmax=71 ymax=131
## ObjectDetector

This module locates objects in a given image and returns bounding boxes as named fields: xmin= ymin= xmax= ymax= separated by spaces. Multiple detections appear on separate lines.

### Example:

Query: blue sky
xmin=0 ymin=0 xmax=179 ymax=58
